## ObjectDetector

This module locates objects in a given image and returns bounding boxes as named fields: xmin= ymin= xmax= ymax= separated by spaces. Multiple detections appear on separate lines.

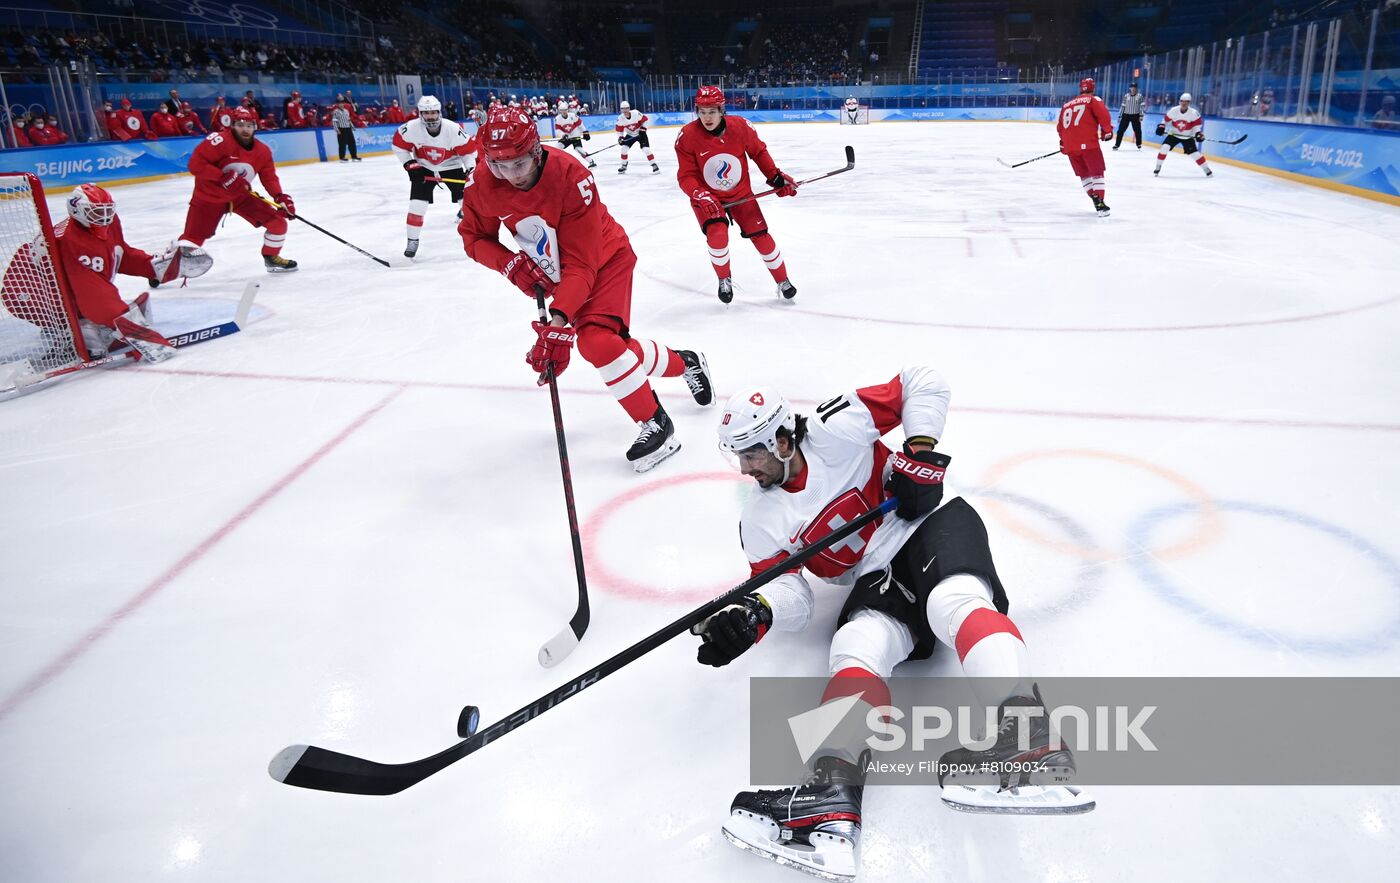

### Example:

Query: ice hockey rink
xmin=3 ymin=119 xmax=1399 ymax=881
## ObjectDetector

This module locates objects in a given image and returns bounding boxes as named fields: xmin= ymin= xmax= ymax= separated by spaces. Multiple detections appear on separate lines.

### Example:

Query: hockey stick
xmin=996 ymin=150 xmax=1060 ymax=169
xmin=268 ymin=496 xmax=899 ymax=795
xmin=582 ymin=142 xmax=619 ymax=158
xmin=721 ymin=145 xmax=856 ymax=210
xmin=1205 ymin=134 xmax=1248 ymax=145
xmin=251 ymin=192 xmax=391 ymax=268
xmin=532 ymin=288 xmax=590 ymax=669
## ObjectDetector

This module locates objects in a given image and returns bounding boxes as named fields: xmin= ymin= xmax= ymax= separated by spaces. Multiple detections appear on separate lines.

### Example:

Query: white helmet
xmin=67 ymin=183 xmax=116 ymax=236
xmin=718 ymin=387 xmax=796 ymax=455
xmin=418 ymin=95 xmax=442 ymax=115
xmin=1179 ymin=92 xmax=1192 ymax=102
xmin=620 ymin=100 xmax=631 ymax=110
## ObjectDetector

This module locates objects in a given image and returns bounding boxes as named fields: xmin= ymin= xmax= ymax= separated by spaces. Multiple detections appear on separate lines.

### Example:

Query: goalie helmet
xmin=1079 ymin=77 xmax=1095 ymax=94
xmin=695 ymin=85 xmax=725 ymax=109
xmin=717 ymin=387 xmax=796 ymax=456
xmin=67 ymin=183 xmax=116 ymax=239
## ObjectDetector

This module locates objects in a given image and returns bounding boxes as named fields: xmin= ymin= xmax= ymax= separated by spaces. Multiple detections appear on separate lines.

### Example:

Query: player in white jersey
xmin=843 ymin=95 xmax=862 ymax=124
xmin=698 ymin=368 xmax=1091 ymax=880
xmin=391 ymin=95 xmax=479 ymax=258
xmin=1154 ymin=92 xmax=1213 ymax=177
xmin=554 ymin=107 xmax=595 ymax=168
xmin=614 ymin=100 xmax=659 ymax=174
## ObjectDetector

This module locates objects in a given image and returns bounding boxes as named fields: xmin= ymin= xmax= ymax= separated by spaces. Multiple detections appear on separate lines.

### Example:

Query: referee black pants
xmin=1115 ymin=113 xmax=1142 ymax=148
xmin=336 ymin=126 xmax=358 ymax=160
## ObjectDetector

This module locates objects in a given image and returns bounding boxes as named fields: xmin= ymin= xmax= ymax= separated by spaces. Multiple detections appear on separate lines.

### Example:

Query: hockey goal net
xmin=1 ymin=172 xmax=89 ymax=397
xmin=839 ymin=105 xmax=870 ymax=125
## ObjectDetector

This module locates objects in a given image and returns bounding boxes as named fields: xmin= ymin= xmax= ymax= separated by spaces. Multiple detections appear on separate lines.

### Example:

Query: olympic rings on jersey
xmin=978 ymin=448 xmax=1220 ymax=561
xmin=1127 ymin=501 xmax=1400 ymax=655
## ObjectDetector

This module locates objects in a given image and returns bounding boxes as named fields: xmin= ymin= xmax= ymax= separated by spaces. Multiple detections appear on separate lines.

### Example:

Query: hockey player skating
xmin=843 ymin=95 xmax=862 ymax=124
xmin=391 ymin=95 xmax=478 ymax=258
xmin=1057 ymin=77 xmax=1114 ymax=217
xmin=1155 ymin=93 xmax=1214 ymax=177
xmin=2 ymin=184 xmax=212 ymax=364
xmin=180 ymin=106 xmax=298 ymax=273
xmin=457 ymin=107 xmax=713 ymax=472
xmin=553 ymin=104 xmax=595 ymax=169
xmin=614 ymin=100 xmax=659 ymax=174
xmin=697 ymin=369 xmax=1092 ymax=879
xmin=674 ymin=85 xmax=799 ymax=304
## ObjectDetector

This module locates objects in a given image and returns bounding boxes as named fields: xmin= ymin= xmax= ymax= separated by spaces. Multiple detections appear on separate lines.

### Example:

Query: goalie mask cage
xmin=1 ymin=172 xmax=90 ymax=397
xmin=839 ymin=105 xmax=870 ymax=125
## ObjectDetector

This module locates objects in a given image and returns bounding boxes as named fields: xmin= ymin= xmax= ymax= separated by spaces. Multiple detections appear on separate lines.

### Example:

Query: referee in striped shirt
xmin=1114 ymin=83 xmax=1145 ymax=149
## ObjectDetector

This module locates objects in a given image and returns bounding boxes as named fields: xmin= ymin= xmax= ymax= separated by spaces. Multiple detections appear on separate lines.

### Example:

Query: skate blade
xmin=722 ymin=812 xmax=857 ymax=882
xmin=941 ymin=784 xmax=1096 ymax=815
xmin=631 ymin=437 xmax=680 ymax=473
xmin=265 ymin=266 xmax=298 ymax=274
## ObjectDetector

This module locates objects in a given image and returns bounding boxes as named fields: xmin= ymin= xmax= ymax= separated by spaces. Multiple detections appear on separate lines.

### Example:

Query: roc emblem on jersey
xmin=704 ymin=153 xmax=743 ymax=191
xmin=510 ymin=216 xmax=562 ymax=282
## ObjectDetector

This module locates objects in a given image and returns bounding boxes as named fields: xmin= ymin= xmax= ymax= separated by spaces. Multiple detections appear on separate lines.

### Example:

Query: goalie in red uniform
xmin=457 ymin=107 xmax=714 ymax=473
xmin=179 ymin=106 xmax=298 ymax=273
xmin=1056 ymin=77 xmax=1114 ymax=217
xmin=674 ymin=85 xmax=798 ymax=304
xmin=2 ymin=184 xmax=212 ymax=364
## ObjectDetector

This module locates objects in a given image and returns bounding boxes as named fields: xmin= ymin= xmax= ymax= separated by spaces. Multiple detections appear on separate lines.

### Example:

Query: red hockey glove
xmin=690 ymin=188 xmax=725 ymax=223
xmin=274 ymin=192 xmax=296 ymax=219
xmin=1059 ymin=143 xmax=1068 ymax=154
xmin=220 ymin=168 xmax=251 ymax=196
xmin=1101 ymin=131 xmax=1113 ymax=142
xmin=884 ymin=443 xmax=951 ymax=521
xmin=501 ymin=252 xmax=555 ymax=297
xmin=691 ymin=594 xmax=772 ymax=667
xmin=766 ymin=170 xmax=798 ymax=197
xmin=526 ymin=320 xmax=576 ymax=383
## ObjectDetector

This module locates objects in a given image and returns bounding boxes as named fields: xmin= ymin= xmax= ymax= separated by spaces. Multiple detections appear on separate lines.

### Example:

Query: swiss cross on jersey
xmin=800 ymin=488 xmax=883 ymax=575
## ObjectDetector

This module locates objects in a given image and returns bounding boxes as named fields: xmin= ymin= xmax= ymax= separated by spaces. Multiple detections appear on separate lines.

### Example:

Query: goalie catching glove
xmin=885 ymin=442 xmax=950 ymax=521
xmin=691 ymin=594 xmax=772 ymax=667
xmin=526 ymin=321 xmax=575 ymax=383
xmin=150 ymin=241 xmax=213 ymax=284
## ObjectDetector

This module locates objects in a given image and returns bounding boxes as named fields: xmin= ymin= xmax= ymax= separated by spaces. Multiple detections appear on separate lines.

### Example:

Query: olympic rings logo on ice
xmin=702 ymin=153 xmax=743 ymax=191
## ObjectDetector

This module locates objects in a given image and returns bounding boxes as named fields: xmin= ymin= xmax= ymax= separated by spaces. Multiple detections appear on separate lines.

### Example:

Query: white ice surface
xmin=2 ymin=122 xmax=1399 ymax=881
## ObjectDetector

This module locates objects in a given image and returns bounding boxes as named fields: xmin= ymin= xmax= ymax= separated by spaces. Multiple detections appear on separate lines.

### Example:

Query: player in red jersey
xmin=674 ymin=85 xmax=798 ymax=304
xmin=1056 ymin=77 xmax=1114 ymax=217
xmin=180 ymin=106 xmax=298 ymax=273
xmin=457 ymin=107 xmax=714 ymax=472
xmin=2 ymin=184 xmax=212 ymax=364
xmin=175 ymin=102 xmax=206 ymax=136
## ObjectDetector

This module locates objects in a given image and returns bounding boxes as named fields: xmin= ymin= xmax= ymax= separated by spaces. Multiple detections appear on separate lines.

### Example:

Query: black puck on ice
xmin=457 ymin=705 xmax=480 ymax=738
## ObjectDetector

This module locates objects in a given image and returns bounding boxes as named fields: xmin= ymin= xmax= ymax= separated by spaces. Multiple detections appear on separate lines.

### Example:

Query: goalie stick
xmin=532 ymin=288 xmax=590 ymax=669
xmin=996 ymin=150 xmax=1060 ymax=169
xmin=722 ymin=145 xmax=856 ymax=210
xmin=268 ymin=496 xmax=900 ymax=796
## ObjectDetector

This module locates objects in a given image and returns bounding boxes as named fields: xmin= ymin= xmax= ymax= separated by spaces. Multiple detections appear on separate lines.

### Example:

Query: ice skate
xmin=1205 ymin=169 xmax=1214 ymax=177
xmin=938 ymin=686 xmax=1095 ymax=815
xmin=678 ymin=350 xmax=713 ymax=406
xmin=626 ymin=403 xmax=680 ymax=473
xmin=587 ymin=159 xmax=597 ymax=169
xmin=404 ymin=238 xmax=419 ymax=259
xmin=777 ymin=279 xmax=797 ymax=300
xmin=717 ymin=277 xmax=734 ymax=304
xmin=1153 ymin=168 xmax=1160 ymax=176
xmin=618 ymin=161 xmax=628 ymax=174
xmin=722 ymin=756 xmax=862 ymax=882
xmin=263 ymin=254 xmax=298 ymax=273
xmin=651 ymin=162 xmax=660 ymax=174
xmin=1094 ymin=198 xmax=1111 ymax=218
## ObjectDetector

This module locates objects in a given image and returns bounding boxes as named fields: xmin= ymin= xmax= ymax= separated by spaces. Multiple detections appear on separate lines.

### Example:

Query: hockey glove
xmin=690 ymin=188 xmax=725 ymax=223
xmin=884 ymin=443 xmax=951 ymax=521
xmin=274 ymin=192 xmax=296 ymax=219
xmin=113 ymin=305 xmax=176 ymax=364
xmin=1194 ymin=132 xmax=1205 ymax=143
xmin=1101 ymin=131 xmax=1113 ymax=141
xmin=767 ymin=170 xmax=798 ymax=197
xmin=1155 ymin=122 xmax=1167 ymax=137
xmin=526 ymin=320 xmax=576 ymax=383
xmin=501 ymin=252 xmax=555 ymax=298
xmin=691 ymin=594 xmax=772 ymax=667
xmin=582 ymin=131 xmax=590 ymax=140
xmin=404 ymin=159 xmax=429 ymax=185
xmin=220 ymin=168 xmax=251 ymax=196
xmin=1059 ymin=142 xmax=1068 ymax=154
xmin=151 ymin=242 xmax=214 ymax=283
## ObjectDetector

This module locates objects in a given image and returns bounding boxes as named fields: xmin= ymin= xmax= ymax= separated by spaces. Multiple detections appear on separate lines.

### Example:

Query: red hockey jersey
xmin=187 ymin=130 xmax=284 ymax=205
xmin=674 ymin=115 xmax=779 ymax=199
xmin=1057 ymin=94 xmax=1112 ymax=153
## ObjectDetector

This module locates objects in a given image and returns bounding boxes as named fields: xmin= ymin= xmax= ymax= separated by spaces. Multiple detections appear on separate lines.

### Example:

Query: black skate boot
xmin=1093 ymin=197 xmax=1111 ymax=218
xmin=717 ymin=277 xmax=734 ymax=304
xmin=626 ymin=402 xmax=680 ymax=473
xmin=617 ymin=161 xmax=628 ymax=174
xmin=777 ymin=279 xmax=797 ymax=300
xmin=722 ymin=755 xmax=863 ymax=882
xmin=938 ymin=685 xmax=1095 ymax=815
xmin=404 ymin=238 xmax=420 ymax=259
xmin=264 ymin=254 xmax=298 ymax=273
xmin=651 ymin=162 xmax=660 ymax=174
xmin=678 ymin=350 xmax=713 ymax=406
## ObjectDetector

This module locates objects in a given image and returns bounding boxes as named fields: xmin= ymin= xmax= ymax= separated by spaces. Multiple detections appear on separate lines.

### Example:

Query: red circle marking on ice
xmin=583 ymin=470 xmax=749 ymax=604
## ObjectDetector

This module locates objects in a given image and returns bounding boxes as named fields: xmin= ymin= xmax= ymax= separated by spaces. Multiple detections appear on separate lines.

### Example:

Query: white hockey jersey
xmin=555 ymin=111 xmax=585 ymax=139
xmin=739 ymin=367 xmax=952 ymax=632
xmin=615 ymin=110 xmax=649 ymax=136
xmin=1163 ymin=105 xmax=1204 ymax=139
xmin=391 ymin=117 xmax=477 ymax=172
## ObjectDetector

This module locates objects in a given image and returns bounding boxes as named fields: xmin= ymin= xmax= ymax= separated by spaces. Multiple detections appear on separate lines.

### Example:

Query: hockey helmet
xmin=418 ymin=95 xmax=442 ymax=116
xmin=230 ymin=106 xmax=257 ymax=125
xmin=717 ymin=387 xmax=797 ymax=458
xmin=120 ymin=97 xmax=132 ymax=109
xmin=67 ymin=183 xmax=116 ymax=238
xmin=695 ymin=85 xmax=726 ymax=109
xmin=619 ymin=100 xmax=631 ymax=111
xmin=481 ymin=107 xmax=542 ymax=180
xmin=179 ymin=101 xmax=192 ymax=112
xmin=290 ymin=90 xmax=300 ymax=99
xmin=1079 ymin=77 xmax=1095 ymax=94
xmin=1179 ymin=92 xmax=1192 ymax=103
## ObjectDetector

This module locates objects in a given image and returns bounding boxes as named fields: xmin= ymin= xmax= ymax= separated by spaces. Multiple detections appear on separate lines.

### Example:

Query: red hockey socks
xmin=705 ymin=223 xmax=731 ymax=279
xmin=749 ymin=231 xmax=787 ymax=283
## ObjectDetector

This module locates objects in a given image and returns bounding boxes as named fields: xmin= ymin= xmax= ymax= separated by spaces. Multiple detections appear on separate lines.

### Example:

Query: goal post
xmin=839 ymin=105 xmax=870 ymax=125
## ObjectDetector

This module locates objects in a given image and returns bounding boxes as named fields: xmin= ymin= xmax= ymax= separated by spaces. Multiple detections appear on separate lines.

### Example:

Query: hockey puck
xmin=457 ymin=705 xmax=480 ymax=738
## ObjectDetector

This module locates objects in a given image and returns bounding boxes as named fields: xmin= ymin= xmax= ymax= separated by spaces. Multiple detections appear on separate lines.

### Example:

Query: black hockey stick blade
xmin=1208 ymin=134 xmax=1248 ymax=145
xmin=269 ymin=497 xmax=897 ymax=796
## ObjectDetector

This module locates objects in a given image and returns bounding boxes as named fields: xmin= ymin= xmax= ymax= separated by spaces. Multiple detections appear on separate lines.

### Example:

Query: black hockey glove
xmin=582 ymin=131 xmax=590 ymax=140
xmin=1155 ymin=122 xmax=1167 ymax=137
xmin=691 ymin=594 xmax=772 ymax=667
xmin=884 ymin=442 xmax=951 ymax=521
xmin=1194 ymin=132 xmax=1205 ymax=143
xmin=404 ymin=159 xmax=429 ymax=184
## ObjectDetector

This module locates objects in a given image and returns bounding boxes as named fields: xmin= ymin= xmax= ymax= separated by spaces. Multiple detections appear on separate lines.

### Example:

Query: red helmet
xmin=231 ymin=106 xmax=257 ymax=125
xmin=291 ymin=90 xmax=300 ymax=99
xmin=67 ymin=183 xmax=116 ymax=238
xmin=481 ymin=107 xmax=541 ymax=179
xmin=120 ymin=97 xmax=132 ymax=109
xmin=695 ymin=85 xmax=725 ymax=108
xmin=179 ymin=101 xmax=192 ymax=112
xmin=1080 ymin=77 xmax=1096 ymax=94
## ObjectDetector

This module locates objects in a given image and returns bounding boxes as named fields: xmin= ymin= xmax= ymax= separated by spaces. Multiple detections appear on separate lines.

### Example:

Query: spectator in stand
xmin=1374 ymin=95 xmax=1398 ymax=131
xmin=332 ymin=95 xmax=359 ymax=161
xmin=209 ymin=96 xmax=233 ymax=133
xmin=168 ymin=88 xmax=182 ymax=109
xmin=386 ymin=99 xmax=406 ymax=123
xmin=176 ymin=101 xmax=206 ymax=136
xmin=150 ymin=100 xmax=181 ymax=138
